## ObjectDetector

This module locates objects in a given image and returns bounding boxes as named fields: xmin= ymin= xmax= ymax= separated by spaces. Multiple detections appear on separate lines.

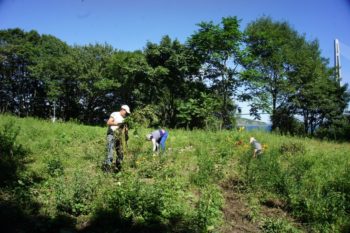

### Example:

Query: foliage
xmin=195 ymin=185 xmax=224 ymax=233
xmin=126 ymin=104 xmax=160 ymax=128
xmin=279 ymin=142 xmax=306 ymax=156
xmin=188 ymin=16 xmax=243 ymax=128
xmin=239 ymin=135 xmax=350 ymax=232
xmin=315 ymin=114 xmax=350 ymax=141
xmin=262 ymin=217 xmax=301 ymax=233
xmin=270 ymin=107 xmax=304 ymax=136
xmin=243 ymin=17 xmax=350 ymax=135
xmin=176 ymin=93 xmax=223 ymax=129
xmin=46 ymin=158 xmax=64 ymax=177
xmin=1 ymin=22 xmax=349 ymax=135
xmin=55 ymin=170 xmax=99 ymax=216
xmin=242 ymin=17 xmax=299 ymax=122
xmin=0 ymin=120 xmax=28 ymax=186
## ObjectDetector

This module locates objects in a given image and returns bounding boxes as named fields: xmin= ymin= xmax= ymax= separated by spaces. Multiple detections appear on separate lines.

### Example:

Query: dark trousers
xmin=105 ymin=132 xmax=127 ymax=169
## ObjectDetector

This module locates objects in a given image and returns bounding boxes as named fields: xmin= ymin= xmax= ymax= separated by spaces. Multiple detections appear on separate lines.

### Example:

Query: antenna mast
xmin=334 ymin=39 xmax=341 ymax=83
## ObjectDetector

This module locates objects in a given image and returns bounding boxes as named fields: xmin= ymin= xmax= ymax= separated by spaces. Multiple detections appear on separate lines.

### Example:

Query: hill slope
xmin=0 ymin=115 xmax=349 ymax=233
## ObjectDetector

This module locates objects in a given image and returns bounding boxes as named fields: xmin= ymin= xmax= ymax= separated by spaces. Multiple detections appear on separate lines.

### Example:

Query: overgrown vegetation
xmin=0 ymin=115 xmax=349 ymax=232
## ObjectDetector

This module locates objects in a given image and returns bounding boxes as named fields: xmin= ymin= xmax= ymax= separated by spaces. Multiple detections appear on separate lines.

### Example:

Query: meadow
xmin=0 ymin=114 xmax=349 ymax=233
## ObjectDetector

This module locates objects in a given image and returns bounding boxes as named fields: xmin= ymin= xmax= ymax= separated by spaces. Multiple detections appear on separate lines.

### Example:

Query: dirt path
xmin=220 ymin=179 xmax=261 ymax=233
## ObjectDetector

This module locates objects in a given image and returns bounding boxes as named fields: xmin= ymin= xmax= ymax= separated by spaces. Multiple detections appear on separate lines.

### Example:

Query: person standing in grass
xmin=146 ymin=129 xmax=168 ymax=153
xmin=104 ymin=105 xmax=130 ymax=172
xmin=250 ymin=137 xmax=262 ymax=158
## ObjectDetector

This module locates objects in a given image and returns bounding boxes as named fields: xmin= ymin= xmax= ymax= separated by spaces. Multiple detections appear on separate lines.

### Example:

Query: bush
xmin=239 ymin=149 xmax=286 ymax=195
xmin=279 ymin=142 xmax=306 ymax=156
xmin=46 ymin=158 xmax=64 ymax=177
xmin=191 ymin=150 xmax=224 ymax=187
xmin=55 ymin=171 xmax=98 ymax=216
xmin=0 ymin=121 xmax=28 ymax=186
xmin=262 ymin=217 xmax=300 ymax=233
xmin=104 ymin=175 xmax=191 ymax=230
xmin=195 ymin=185 xmax=224 ymax=233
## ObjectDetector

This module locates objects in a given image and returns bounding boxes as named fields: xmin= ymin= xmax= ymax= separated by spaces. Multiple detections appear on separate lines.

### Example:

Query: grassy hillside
xmin=0 ymin=114 xmax=349 ymax=233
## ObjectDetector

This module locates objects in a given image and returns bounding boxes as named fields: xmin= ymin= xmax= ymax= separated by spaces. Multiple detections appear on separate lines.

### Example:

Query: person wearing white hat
xmin=249 ymin=137 xmax=262 ymax=158
xmin=104 ymin=105 xmax=131 ymax=172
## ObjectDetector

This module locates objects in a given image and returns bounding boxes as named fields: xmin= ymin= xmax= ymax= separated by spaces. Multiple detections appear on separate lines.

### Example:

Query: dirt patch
xmin=220 ymin=178 xmax=304 ymax=233
xmin=220 ymin=179 xmax=261 ymax=233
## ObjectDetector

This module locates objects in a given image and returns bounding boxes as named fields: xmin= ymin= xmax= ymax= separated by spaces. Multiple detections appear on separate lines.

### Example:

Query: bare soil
xmin=219 ymin=178 xmax=303 ymax=233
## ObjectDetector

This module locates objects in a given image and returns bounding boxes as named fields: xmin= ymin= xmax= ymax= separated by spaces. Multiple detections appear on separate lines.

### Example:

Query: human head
xmin=249 ymin=137 xmax=255 ymax=144
xmin=120 ymin=105 xmax=130 ymax=117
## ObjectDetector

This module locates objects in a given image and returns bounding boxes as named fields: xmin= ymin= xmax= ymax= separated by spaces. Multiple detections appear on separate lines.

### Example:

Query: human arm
xmin=107 ymin=116 xmax=124 ymax=127
xmin=151 ymin=138 xmax=158 ymax=151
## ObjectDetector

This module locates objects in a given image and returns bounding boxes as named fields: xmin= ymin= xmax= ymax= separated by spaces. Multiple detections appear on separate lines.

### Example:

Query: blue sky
xmin=1 ymin=0 xmax=350 ymax=122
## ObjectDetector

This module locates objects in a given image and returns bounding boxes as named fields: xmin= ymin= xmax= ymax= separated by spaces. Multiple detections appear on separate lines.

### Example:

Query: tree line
xmin=0 ymin=16 xmax=349 ymax=139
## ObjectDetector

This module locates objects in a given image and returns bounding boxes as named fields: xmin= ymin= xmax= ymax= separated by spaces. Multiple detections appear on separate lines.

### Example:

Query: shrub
xmin=262 ymin=217 xmax=300 ymax=233
xmin=55 ymin=171 xmax=98 ymax=216
xmin=46 ymin=158 xmax=64 ymax=177
xmin=195 ymin=185 xmax=224 ymax=232
xmin=0 ymin=121 xmax=28 ymax=185
xmin=191 ymin=150 xmax=224 ymax=187
xmin=279 ymin=142 xmax=306 ymax=156
xmin=105 ymin=175 xmax=191 ymax=230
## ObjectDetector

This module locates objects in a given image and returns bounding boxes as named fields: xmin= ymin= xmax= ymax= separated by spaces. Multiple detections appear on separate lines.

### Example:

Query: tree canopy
xmin=0 ymin=16 xmax=349 ymax=139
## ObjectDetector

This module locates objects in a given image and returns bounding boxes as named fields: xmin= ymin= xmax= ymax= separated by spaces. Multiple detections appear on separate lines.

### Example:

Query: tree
xmin=144 ymin=35 xmax=204 ymax=127
xmin=107 ymin=50 xmax=150 ymax=110
xmin=288 ymin=38 xmax=350 ymax=135
xmin=74 ymin=44 xmax=116 ymax=123
xmin=242 ymin=17 xmax=299 ymax=128
xmin=188 ymin=17 xmax=243 ymax=128
xmin=0 ymin=28 xmax=44 ymax=117
xmin=31 ymin=37 xmax=81 ymax=121
xmin=176 ymin=93 xmax=221 ymax=129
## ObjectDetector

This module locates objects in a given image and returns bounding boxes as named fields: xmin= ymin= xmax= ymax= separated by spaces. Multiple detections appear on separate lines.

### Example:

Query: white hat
xmin=121 ymin=105 xmax=130 ymax=114
xmin=249 ymin=137 xmax=255 ymax=144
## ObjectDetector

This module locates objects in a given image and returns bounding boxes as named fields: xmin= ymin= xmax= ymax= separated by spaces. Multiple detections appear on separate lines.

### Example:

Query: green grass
xmin=0 ymin=114 xmax=349 ymax=233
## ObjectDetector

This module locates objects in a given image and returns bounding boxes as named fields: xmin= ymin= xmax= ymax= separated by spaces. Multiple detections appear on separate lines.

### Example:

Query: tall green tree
xmin=74 ymin=44 xmax=116 ymax=123
xmin=288 ymin=38 xmax=350 ymax=134
xmin=144 ymin=35 xmax=204 ymax=127
xmin=188 ymin=16 xmax=243 ymax=128
xmin=31 ymin=36 xmax=81 ymax=121
xmin=107 ymin=50 xmax=149 ymax=109
xmin=242 ymin=17 xmax=298 ymax=127
xmin=0 ymin=28 xmax=44 ymax=117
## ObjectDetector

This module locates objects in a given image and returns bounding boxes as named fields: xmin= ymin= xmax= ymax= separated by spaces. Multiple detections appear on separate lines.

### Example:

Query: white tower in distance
xmin=334 ymin=39 xmax=341 ymax=83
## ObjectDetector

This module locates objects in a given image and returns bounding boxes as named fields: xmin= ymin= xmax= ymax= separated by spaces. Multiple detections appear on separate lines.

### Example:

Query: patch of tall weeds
xmin=239 ymin=139 xmax=350 ymax=232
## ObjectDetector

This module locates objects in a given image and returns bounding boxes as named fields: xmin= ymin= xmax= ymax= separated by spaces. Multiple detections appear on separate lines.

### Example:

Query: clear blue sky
xmin=1 ymin=0 xmax=350 ymax=122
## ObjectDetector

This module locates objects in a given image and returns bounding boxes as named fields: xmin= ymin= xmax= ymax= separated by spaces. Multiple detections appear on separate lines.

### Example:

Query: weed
xmin=46 ymin=158 xmax=64 ymax=177
xmin=262 ymin=217 xmax=300 ymax=233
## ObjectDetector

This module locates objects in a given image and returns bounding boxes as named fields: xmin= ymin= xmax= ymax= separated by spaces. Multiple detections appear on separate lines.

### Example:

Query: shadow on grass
xmin=0 ymin=121 xmax=77 ymax=233
xmin=0 ymin=199 xmax=76 ymax=233
xmin=0 ymin=165 xmax=77 ymax=233
xmin=79 ymin=208 xmax=196 ymax=233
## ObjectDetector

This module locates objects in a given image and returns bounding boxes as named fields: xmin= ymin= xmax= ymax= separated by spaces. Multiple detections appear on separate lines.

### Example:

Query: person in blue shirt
xmin=146 ymin=129 xmax=168 ymax=152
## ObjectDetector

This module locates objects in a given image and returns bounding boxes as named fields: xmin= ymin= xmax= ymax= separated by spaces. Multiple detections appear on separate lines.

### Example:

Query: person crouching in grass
xmin=250 ymin=137 xmax=262 ymax=158
xmin=146 ymin=129 xmax=168 ymax=154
